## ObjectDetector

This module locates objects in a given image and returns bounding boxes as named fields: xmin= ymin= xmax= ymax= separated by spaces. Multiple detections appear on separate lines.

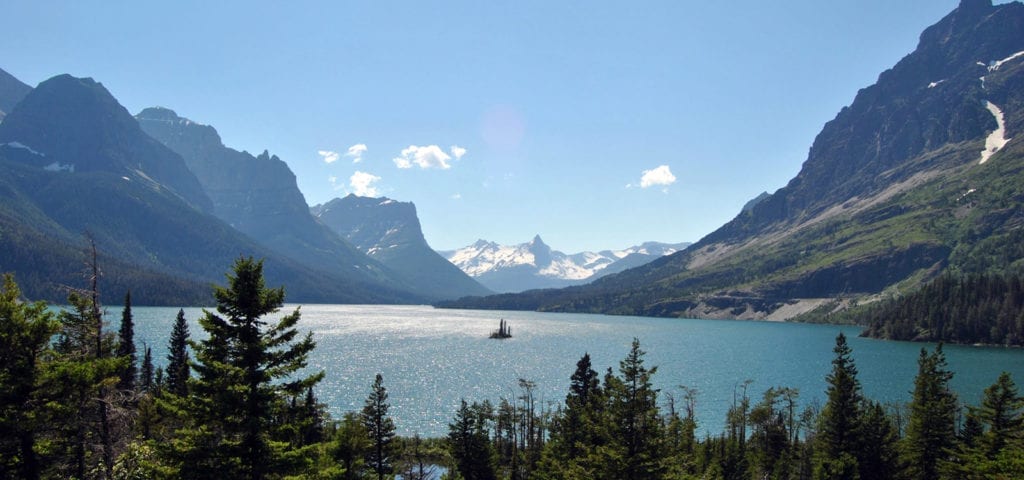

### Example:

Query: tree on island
xmin=490 ymin=318 xmax=512 ymax=339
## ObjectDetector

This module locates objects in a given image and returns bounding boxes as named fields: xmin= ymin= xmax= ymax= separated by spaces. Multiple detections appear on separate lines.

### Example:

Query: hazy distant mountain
xmin=312 ymin=195 xmax=492 ymax=300
xmin=0 ymin=67 xmax=31 ymax=121
xmin=442 ymin=0 xmax=1024 ymax=321
xmin=0 ymin=75 xmax=212 ymax=213
xmin=0 ymin=74 xmax=415 ymax=304
xmin=440 ymin=236 xmax=690 ymax=293
xmin=134 ymin=107 xmax=417 ymax=298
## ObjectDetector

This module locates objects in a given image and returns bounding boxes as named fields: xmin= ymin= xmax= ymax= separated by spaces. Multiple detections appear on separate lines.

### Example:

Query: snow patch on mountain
xmin=988 ymin=50 xmax=1024 ymax=71
xmin=440 ymin=237 xmax=690 ymax=292
xmin=2 ymin=141 xmax=45 ymax=157
xmin=980 ymin=101 xmax=1010 ymax=164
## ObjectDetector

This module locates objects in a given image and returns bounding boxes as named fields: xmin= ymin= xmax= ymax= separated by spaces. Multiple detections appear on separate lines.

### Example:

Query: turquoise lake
xmin=121 ymin=304 xmax=1024 ymax=438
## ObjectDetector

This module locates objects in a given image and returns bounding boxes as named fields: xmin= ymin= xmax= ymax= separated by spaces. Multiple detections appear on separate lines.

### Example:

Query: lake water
xmin=121 ymin=304 xmax=1024 ymax=438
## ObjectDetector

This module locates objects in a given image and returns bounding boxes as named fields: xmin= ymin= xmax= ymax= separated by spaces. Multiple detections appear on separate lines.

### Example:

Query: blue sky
xmin=1 ymin=0 xmax=982 ymax=252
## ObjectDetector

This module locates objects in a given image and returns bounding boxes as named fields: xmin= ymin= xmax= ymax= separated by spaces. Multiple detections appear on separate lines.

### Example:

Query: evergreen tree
xmin=332 ymin=412 xmax=371 ymax=480
xmin=0 ymin=275 xmax=60 ymax=480
xmin=448 ymin=399 xmax=498 ymax=480
xmin=48 ymin=242 xmax=125 ymax=479
xmin=140 ymin=345 xmax=154 ymax=392
xmin=173 ymin=257 xmax=324 ymax=479
xmin=814 ymin=332 xmax=862 ymax=479
xmin=857 ymin=401 xmax=902 ymax=479
xmin=361 ymin=373 xmax=396 ymax=480
xmin=976 ymin=372 xmax=1023 ymax=458
xmin=116 ymin=290 xmax=137 ymax=391
xmin=605 ymin=338 xmax=667 ymax=480
xmin=165 ymin=308 xmax=191 ymax=397
xmin=904 ymin=344 xmax=957 ymax=480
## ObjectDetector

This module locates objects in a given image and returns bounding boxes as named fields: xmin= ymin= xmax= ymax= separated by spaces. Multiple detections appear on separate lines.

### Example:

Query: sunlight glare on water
xmin=127 ymin=304 xmax=1024 ymax=438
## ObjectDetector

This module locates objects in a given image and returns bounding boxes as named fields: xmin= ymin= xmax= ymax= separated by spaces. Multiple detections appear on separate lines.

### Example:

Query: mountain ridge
xmin=0 ymin=73 xmax=416 ymax=304
xmin=312 ymin=194 xmax=492 ymax=300
xmin=440 ymin=236 xmax=690 ymax=293
xmin=134 ymin=107 xmax=418 ymax=298
xmin=439 ymin=0 xmax=1024 ymax=321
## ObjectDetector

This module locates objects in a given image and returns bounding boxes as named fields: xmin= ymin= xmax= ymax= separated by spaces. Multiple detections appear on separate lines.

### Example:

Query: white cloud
xmin=318 ymin=150 xmax=340 ymax=164
xmin=451 ymin=193 xmax=462 ymax=200
xmin=450 ymin=145 xmax=467 ymax=160
xmin=345 ymin=143 xmax=368 ymax=163
xmin=393 ymin=145 xmax=452 ymax=169
xmin=639 ymin=165 xmax=676 ymax=189
xmin=350 ymin=171 xmax=381 ymax=197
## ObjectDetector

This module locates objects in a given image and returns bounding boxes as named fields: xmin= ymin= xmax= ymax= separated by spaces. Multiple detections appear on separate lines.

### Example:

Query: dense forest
xmin=2 ymin=256 xmax=1024 ymax=479
xmin=846 ymin=273 xmax=1024 ymax=346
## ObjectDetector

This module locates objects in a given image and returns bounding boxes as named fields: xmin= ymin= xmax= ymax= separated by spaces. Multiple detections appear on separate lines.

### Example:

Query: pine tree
xmin=814 ymin=332 xmax=862 ymax=479
xmin=904 ymin=344 xmax=958 ymax=480
xmin=448 ymin=399 xmax=498 ymax=480
xmin=116 ymin=290 xmax=137 ymax=391
xmin=165 ymin=308 xmax=191 ymax=397
xmin=605 ymin=338 xmax=667 ymax=480
xmin=48 ymin=241 xmax=125 ymax=479
xmin=976 ymin=372 xmax=1023 ymax=458
xmin=857 ymin=401 xmax=902 ymax=479
xmin=140 ymin=345 xmax=154 ymax=392
xmin=0 ymin=274 xmax=60 ymax=480
xmin=175 ymin=257 xmax=324 ymax=480
xmin=361 ymin=373 xmax=396 ymax=480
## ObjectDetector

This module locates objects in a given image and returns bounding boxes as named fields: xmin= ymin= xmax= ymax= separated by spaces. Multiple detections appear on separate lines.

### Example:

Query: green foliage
xmin=169 ymin=256 xmax=325 ymax=479
xmin=815 ymin=332 xmax=863 ymax=474
xmin=448 ymin=399 xmax=498 ymax=480
xmin=116 ymin=290 xmax=136 ymax=391
xmin=0 ymin=274 xmax=59 ymax=480
xmin=904 ymin=345 xmax=958 ymax=480
xmin=859 ymin=271 xmax=1024 ymax=345
xmin=164 ymin=308 xmax=190 ymax=397
xmin=361 ymin=373 xmax=396 ymax=480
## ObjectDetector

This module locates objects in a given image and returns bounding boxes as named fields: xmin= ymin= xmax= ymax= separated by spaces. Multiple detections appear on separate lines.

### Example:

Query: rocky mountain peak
xmin=0 ymin=74 xmax=212 ymax=212
xmin=527 ymin=234 xmax=552 ymax=267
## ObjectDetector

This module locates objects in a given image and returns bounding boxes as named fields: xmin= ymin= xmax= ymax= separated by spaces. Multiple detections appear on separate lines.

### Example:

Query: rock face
xmin=0 ymin=76 xmax=212 ymax=213
xmin=0 ymin=74 xmax=419 ymax=304
xmin=442 ymin=1 xmax=1024 ymax=319
xmin=440 ymin=236 xmax=690 ymax=293
xmin=312 ymin=195 xmax=492 ymax=300
xmin=0 ymin=67 xmax=32 ymax=119
xmin=135 ymin=107 xmax=411 ymax=295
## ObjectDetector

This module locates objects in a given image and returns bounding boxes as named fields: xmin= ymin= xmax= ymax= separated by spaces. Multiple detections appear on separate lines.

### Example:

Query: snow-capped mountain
xmin=439 ymin=235 xmax=690 ymax=293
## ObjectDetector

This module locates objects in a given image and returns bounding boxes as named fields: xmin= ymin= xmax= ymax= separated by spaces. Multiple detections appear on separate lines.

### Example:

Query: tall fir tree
xmin=361 ymin=373 xmax=396 ymax=480
xmin=140 ymin=344 xmax=154 ymax=392
xmin=605 ymin=338 xmax=667 ymax=480
xmin=549 ymin=352 xmax=602 ymax=465
xmin=814 ymin=332 xmax=862 ymax=480
xmin=0 ymin=275 xmax=60 ymax=480
xmin=976 ymin=372 xmax=1023 ymax=458
xmin=165 ymin=308 xmax=191 ymax=397
xmin=173 ymin=257 xmax=324 ymax=480
xmin=116 ymin=290 xmax=137 ymax=391
xmin=448 ymin=399 xmax=498 ymax=480
xmin=904 ymin=344 xmax=958 ymax=480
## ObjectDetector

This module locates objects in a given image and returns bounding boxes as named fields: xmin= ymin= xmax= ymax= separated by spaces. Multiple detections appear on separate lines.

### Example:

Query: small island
xmin=489 ymin=318 xmax=512 ymax=339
